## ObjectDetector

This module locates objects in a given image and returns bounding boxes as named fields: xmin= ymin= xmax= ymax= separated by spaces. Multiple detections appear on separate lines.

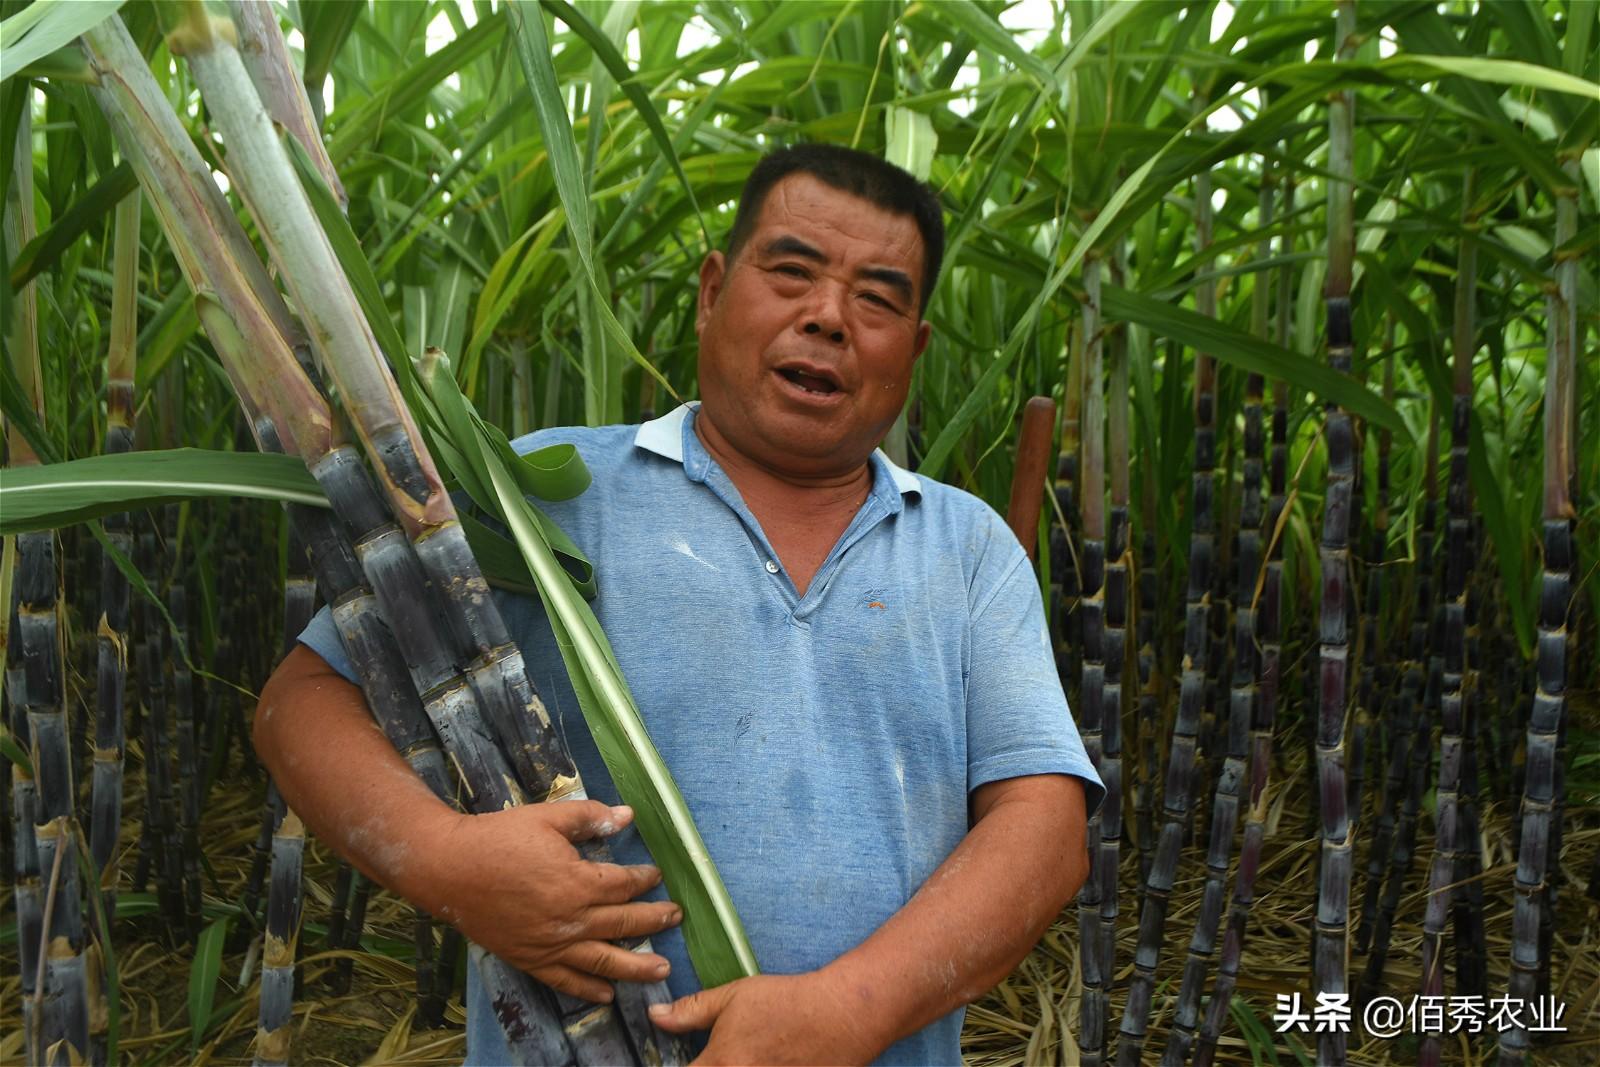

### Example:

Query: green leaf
xmin=0 ymin=449 xmax=327 ymax=533
xmin=507 ymin=0 xmax=680 ymax=411
xmin=417 ymin=349 xmax=757 ymax=989
xmin=187 ymin=915 xmax=233 ymax=1051
xmin=540 ymin=0 xmax=709 ymax=248
xmin=0 ymin=0 xmax=124 ymax=83
xmin=8 ymin=160 xmax=136 ymax=290
xmin=1103 ymin=285 xmax=1408 ymax=435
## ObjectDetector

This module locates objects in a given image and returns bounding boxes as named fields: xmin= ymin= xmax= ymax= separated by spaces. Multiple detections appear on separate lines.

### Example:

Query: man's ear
xmin=911 ymin=319 xmax=932 ymax=363
xmin=696 ymin=251 xmax=727 ymax=335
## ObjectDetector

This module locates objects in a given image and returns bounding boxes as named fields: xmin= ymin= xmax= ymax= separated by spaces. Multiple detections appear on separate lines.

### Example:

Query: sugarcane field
xmin=1 ymin=0 xmax=1598 ymax=1064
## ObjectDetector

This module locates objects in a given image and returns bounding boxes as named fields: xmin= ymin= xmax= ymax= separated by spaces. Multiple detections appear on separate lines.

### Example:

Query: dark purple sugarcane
xmin=1116 ymin=185 xmax=1217 ymax=1066
xmin=1498 ymin=160 xmax=1578 ymax=1067
xmin=1359 ymin=409 xmax=1440 ymax=1007
xmin=1053 ymin=324 xmax=1084 ymax=710
xmin=1418 ymin=170 xmax=1478 ymax=1065
xmin=1097 ymin=245 xmax=1130 ymax=1057
xmin=1354 ymin=342 xmax=1395 ymax=958
xmin=1076 ymin=255 xmax=1108 ymax=1067
xmin=1312 ymin=9 xmax=1358 ymax=1062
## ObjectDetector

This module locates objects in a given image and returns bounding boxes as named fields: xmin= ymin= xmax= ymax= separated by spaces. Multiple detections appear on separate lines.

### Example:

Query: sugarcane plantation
xmin=0 ymin=1 xmax=1595 ymax=1066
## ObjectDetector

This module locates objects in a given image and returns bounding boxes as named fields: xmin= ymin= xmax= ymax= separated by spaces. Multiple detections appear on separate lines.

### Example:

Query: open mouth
xmin=777 ymin=367 xmax=839 ymax=395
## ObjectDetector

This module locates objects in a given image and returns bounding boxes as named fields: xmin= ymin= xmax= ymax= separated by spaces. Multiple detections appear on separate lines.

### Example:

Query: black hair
xmin=724 ymin=143 xmax=945 ymax=314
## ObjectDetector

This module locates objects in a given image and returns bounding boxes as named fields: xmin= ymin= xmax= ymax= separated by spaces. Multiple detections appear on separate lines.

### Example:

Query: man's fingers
xmin=543 ymin=800 xmax=634 ymax=842
xmin=648 ymin=980 xmax=741 ymax=1033
xmin=533 ymin=963 xmax=615 ymax=1005
xmin=583 ymin=901 xmax=683 ymax=940
xmin=588 ymin=861 xmax=664 ymax=903
xmin=561 ymin=940 xmax=672 ymax=984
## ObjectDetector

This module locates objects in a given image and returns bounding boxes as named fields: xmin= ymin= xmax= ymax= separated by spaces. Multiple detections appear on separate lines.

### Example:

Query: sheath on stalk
xmin=1418 ymin=167 xmax=1480 ymax=1067
xmin=1117 ymin=184 xmax=1216 ymax=1066
xmin=1075 ymin=254 xmax=1107 ymax=1067
xmin=1499 ymin=159 xmax=1579 ymax=1067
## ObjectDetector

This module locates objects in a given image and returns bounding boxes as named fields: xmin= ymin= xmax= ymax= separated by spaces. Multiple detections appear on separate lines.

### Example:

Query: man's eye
xmin=775 ymin=264 xmax=808 ymax=278
xmin=862 ymin=292 xmax=895 ymax=309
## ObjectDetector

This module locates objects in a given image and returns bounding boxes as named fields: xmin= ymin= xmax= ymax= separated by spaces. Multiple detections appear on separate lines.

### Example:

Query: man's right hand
xmin=409 ymin=800 xmax=682 ymax=1003
xmin=254 ymin=646 xmax=680 ymax=1005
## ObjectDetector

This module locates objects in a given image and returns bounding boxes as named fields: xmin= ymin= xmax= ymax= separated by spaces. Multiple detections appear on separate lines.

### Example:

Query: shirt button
xmin=765 ymin=559 xmax=780 ymax=574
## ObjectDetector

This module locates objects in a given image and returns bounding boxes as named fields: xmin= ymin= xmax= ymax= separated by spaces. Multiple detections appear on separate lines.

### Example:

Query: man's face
xmin=694 ymin=173 xmax=933 ymax=480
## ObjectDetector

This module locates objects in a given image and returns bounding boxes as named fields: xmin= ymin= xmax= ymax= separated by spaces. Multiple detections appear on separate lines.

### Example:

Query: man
xmin=256 ymin=144 xmax=1103 ymax=1065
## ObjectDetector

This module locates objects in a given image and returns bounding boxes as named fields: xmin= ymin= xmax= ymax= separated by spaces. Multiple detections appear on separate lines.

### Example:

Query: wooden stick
xmin=1006 ymin=396 xmax=1058 ymax=561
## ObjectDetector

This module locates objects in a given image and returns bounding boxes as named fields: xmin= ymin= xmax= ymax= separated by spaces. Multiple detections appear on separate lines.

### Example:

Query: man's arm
xmin=255 ymin=644 xmax=683 ymax=1002
xmin=649 ymin=772 xmax=1089 ymax=1063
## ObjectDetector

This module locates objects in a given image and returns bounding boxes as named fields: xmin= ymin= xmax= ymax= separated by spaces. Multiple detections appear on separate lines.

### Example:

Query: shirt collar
xmin=633 ymin=402 xmax=922 ymax=505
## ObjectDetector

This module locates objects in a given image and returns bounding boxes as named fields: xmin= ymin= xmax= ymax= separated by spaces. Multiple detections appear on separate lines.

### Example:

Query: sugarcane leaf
xmin=1387 ymin=54 xmax=1600 ymax=102
xmin=300 ymin=0 xmax=363 ymax=93
xmin=8 ymin=160 xmax=135 ymax=290
xmin=540 ymin=0 xmax=708 ymax=248
xmin=0 ymin=725 xmax=30 ymax=775
xmin=187 ymin=915 xmax=232 ymax=1051
xmin=1103 ymin=285 xmax=1407 ymax=435
xmin=417 ymin=347 xmax=757 ymax=988
xmin=0 ymin=448 xmax=327 ymax=533
xmin=506 ymin=0 xmax=681 ymax=409
xmin=0 ymin=0 xmax=124 ymax=83
xmin=326 ymin=8 xmax=504 ymax=165
xmin=0 ymin=350 xmax=59 ymax=464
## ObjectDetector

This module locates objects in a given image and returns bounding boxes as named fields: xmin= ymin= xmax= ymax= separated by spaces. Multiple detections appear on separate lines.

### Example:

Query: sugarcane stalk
xmin=1076 ymin=254 xmax=1107 ymax=1067
xmin=1053 ymin=320 xmax=1083 ymax=708
xmin=253 ymin=802 xmax=302 ymax=1067
xmin=1118 ymin=187 xmax=1216 ymax=1067
xmin=1169 ymin=160 xmax=1276 ymax=1067
xmin=1355 ymin=336 xmax=1397 ymax=958
xmin=1311 ymin=10 xmax=1358 ymax=1062
xmin=7 ymin=99 xmax=92 ymax=1065
xmin=1498 ymin=158 xmax=1579 ymax=1066
xmin=1418 ymin=165 xmax=1478 ymax=1067
xmin=1359 ymin=406 xmax=1440 ymax=1006
xmin=1097 ymin=241 xmax=1128 ymax=1063
xmin=226 ymin=0 xmax=345 ymax=210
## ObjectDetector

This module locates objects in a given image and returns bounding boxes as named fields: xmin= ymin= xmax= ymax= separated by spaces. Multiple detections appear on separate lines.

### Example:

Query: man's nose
xmin=799 ymin=282 xmax=847 ymax=344
xmin=804 ymin=320 xmax=845 ymax=344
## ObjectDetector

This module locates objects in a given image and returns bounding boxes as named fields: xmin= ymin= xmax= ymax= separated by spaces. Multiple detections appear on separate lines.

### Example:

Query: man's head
xmin=724 ymin=145 xmax=945 ymax=315
xmin=694 ymin=146 xmax=943 ymax=482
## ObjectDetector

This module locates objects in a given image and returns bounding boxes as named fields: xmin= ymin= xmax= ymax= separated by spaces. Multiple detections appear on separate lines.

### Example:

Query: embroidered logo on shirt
xmin=863 ymin=588 xmax=887 ymax=611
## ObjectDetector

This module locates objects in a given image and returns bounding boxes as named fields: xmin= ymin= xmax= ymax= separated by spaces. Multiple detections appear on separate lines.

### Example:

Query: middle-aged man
xmin=256 ymin=143 xmax=1104 ymax=1065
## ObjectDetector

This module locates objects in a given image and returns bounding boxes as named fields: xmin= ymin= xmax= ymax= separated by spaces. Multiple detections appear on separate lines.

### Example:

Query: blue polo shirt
xmin=298 ymin=404 xmax=1102 ymax=1066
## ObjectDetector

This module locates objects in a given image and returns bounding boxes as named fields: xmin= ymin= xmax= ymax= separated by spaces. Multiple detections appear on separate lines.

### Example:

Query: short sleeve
xmin=297 ymin=603 xmax=359 ymax=683
xmin=965 ymin=552 xmax=1105 ymax=821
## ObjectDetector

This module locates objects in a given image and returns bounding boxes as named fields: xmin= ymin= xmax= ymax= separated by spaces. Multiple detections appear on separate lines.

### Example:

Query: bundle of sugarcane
xmin=76 ymin=6 xmax=747 ymax=1063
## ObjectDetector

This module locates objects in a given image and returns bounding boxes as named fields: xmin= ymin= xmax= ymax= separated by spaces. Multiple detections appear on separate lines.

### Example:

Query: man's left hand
xmin=648 ymin=973 xmax=885 ymax=1066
